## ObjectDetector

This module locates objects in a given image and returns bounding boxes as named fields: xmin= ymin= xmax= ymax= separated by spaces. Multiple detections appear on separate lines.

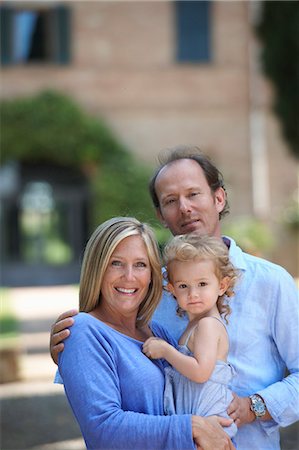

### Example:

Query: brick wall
xmin=1 ymin=1 xmax=297 ymax=275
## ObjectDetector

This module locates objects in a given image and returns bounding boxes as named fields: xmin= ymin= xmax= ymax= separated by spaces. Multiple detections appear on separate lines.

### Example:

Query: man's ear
xmin=214 ymin=187 xmax=226 ymax=214
xmin=156 ymin=208 xmax=168 ymax=229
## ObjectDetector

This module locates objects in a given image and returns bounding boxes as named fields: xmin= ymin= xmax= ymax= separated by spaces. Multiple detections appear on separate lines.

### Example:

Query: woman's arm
xmin=192 ymin=416 xmax=235 ymax=450
xmin=59 ymin=315 xmax=195 ymax=450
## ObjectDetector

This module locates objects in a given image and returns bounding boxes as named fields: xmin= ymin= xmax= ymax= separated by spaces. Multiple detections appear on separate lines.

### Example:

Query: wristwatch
xmin=249 ymin=394 xmax=267 ymax=419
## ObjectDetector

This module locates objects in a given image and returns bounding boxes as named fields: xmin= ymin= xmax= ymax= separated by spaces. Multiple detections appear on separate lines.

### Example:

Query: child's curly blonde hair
xmin=163 ymin=234 xmax=239 ymax=323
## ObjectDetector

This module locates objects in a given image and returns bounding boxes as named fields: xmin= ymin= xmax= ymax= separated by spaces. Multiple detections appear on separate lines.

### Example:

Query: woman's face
xmin=100 ymin=235 xmax=152 ymax=316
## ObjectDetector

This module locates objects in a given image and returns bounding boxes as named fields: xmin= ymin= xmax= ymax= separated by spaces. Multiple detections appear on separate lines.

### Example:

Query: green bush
xmin=0 ymin=90 xmax=157 ymax=232
xmin=281 ymin=193 xmax=299 ymax=231
xmin=0 ymin=290 xmax=19 ymax=338
xmin=222 ymin=216 xmax=274 ymax=256
xmin=0 ymin=315 xmax=19 ymax=336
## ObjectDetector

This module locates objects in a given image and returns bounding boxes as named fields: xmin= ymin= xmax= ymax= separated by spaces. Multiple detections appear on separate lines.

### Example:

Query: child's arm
xmin=143 ymin=318 xmax=220 ymax=383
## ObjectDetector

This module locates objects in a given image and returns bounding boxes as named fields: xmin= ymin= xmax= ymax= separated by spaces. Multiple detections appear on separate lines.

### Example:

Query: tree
xmin=256 ymin=1 xmax=299 ymax=159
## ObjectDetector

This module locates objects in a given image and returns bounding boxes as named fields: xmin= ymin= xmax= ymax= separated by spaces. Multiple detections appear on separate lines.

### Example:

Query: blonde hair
xmin=163 ymin=234 xmax=239 ymax=323
xmin=79 ymin=217 xmax=163 ymax=326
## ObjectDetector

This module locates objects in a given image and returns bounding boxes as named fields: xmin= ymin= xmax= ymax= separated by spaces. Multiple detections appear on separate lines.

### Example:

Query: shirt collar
xmin=222 ymin=235 xmax=248 ymax=272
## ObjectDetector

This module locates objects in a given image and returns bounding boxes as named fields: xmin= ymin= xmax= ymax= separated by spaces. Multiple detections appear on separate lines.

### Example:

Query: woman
xmin=57 ymin=217 xmax=234 ymax=450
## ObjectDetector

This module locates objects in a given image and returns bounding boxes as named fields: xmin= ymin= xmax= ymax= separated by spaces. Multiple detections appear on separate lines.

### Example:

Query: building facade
xmin=1 ymin=0 xmax=298 ymax=279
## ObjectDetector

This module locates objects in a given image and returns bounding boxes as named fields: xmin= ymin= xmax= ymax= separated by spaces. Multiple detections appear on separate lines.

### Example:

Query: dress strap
xmin=183 ymin=316 xmax=227 ymax=346
xmin=183 ymin=326 xmax=197 ymax=347
xmin=209 ymin=316 xmax=226 ymax=327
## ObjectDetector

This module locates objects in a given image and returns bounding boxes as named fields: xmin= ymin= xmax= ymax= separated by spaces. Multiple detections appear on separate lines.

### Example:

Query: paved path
xmin=1 ymin=286 xmax=298 ymax=449
xmin=1 ymin=285 xmax=85 ymax=450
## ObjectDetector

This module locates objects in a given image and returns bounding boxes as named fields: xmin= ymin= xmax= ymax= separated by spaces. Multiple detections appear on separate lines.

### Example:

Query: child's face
xmin=167 ymin=258 xmax=228 ymax=319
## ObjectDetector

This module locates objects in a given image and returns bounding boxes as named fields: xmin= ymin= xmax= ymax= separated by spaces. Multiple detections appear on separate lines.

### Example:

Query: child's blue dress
xmin=163 ymin=320 xmax=238 ymax=439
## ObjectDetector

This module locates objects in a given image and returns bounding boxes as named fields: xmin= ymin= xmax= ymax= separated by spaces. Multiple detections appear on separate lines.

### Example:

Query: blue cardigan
xmin=58 ymin=313 xmax=195 ymax=450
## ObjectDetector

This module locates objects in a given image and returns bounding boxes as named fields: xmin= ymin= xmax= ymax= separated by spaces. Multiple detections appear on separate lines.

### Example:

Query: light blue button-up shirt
xmin=153 ymin=236 xmax=299 ymax=449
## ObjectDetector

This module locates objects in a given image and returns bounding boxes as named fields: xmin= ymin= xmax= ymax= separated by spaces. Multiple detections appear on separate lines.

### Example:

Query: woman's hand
xmin=192 ymin=415 xmax=235 ymax=450
xmin=142 ymin=337 xmax=168 ymax=359
xmin=49 ymin=309 xmax=78 ymax=364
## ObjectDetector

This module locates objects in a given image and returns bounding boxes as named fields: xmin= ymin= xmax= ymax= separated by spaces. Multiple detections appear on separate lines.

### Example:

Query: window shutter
xmin=0 ymin=6 xmax=13 ymax=65
xmin=176 ymin=0 xmax=211 ymax=63
xmin=55 ymin=4 xmax=71 ymax=64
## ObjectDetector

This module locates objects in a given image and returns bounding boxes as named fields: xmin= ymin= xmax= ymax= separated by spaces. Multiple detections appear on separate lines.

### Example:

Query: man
xmin=51 ymin=146 xmax=299 ymax=449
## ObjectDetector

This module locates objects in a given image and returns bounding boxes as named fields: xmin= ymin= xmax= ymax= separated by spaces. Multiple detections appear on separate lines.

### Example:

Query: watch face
xmin=251 ymin=395 xmax=266 ymax=417
xmin=255 ymin=402 xmax=265 ymax=414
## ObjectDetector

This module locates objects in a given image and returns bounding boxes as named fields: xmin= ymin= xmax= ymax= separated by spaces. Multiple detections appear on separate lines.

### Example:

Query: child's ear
xmin=219 ymin=276 xmax=230 ymax=296
xmin=166 ymin=282 xmax=175 ymax=296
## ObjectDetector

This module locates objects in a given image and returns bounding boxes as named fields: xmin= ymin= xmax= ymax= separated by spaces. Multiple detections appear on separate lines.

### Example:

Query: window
xmin=175 ymin=0 xmax=211 ymax=63
xmin=0 ymin=3 xmax=71 ymax=65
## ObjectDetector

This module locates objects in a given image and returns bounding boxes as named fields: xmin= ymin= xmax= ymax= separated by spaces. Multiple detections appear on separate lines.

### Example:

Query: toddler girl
xmin=143 ymin=234 xmax=239 ymax=438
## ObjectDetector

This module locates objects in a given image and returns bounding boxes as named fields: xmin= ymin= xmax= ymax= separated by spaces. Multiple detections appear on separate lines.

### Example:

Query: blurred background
xmin=0 ymin=0 xmax=298 ymax=449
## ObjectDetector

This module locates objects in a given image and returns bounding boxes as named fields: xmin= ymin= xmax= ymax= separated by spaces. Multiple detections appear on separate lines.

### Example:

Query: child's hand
xmin=142 ymin=337 xmax=168 ymax=359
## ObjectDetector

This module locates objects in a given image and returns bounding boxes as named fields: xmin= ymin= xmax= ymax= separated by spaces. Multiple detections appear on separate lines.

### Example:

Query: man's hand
xmin=49 ymin=309 xmax=78 ymax=364
xmin=227 ymin=393 xmax=255 ymax=427
xmin=142 ymin=337 xmax=168 ymax=359
xmin=192 ymin=415 xmax=235 ymax=450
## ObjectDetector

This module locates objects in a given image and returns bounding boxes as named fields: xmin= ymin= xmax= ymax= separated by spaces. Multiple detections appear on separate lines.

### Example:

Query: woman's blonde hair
xmin=79 ymin=217 xmax=162 ymax=326
xmin=163 ymin=234 xmax=239 ymax=323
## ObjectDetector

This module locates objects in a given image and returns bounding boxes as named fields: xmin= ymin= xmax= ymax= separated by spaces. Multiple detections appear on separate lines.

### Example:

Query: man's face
xmin=154 ymin=159 xmax=226 ymax=237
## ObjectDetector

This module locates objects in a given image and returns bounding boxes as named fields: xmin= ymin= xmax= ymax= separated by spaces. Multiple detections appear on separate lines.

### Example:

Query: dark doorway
xmin=1 ymin=162 xmax=90 ymax=286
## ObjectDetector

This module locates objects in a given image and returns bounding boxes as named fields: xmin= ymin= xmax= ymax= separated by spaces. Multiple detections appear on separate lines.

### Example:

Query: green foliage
xmin=256 ymin=1 xmax=299 ymax=158
xmin=222 ymin=216 xmax=274 ymax=256
xmin=92 ymin=162 xmax=154 ymax=225
xmin=0 ymin=90 xmax=156 ymax=231
xmin=153 ymin=226 xmax=172 ymax=252
xmin=1 ymin=90 xmax=130 ymax=166
xmin=0 ymin=315 xmax=19 ymax=335
xmin=0 ymin=290 xmax=19 ymax=337
xmin=281 ymin=191 xmax=299 ymax=231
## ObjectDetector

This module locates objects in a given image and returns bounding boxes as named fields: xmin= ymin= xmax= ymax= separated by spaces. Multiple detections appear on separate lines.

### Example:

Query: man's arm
xmin=49 ymin=309 xmax=78 ymax=364
xmin=227 ymin=393 xmax=272 ymax=427
xmin=256 ymin=269 xmax=299 ymax=429
xmin=228 ymin=268 xmax=299 ymax=430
